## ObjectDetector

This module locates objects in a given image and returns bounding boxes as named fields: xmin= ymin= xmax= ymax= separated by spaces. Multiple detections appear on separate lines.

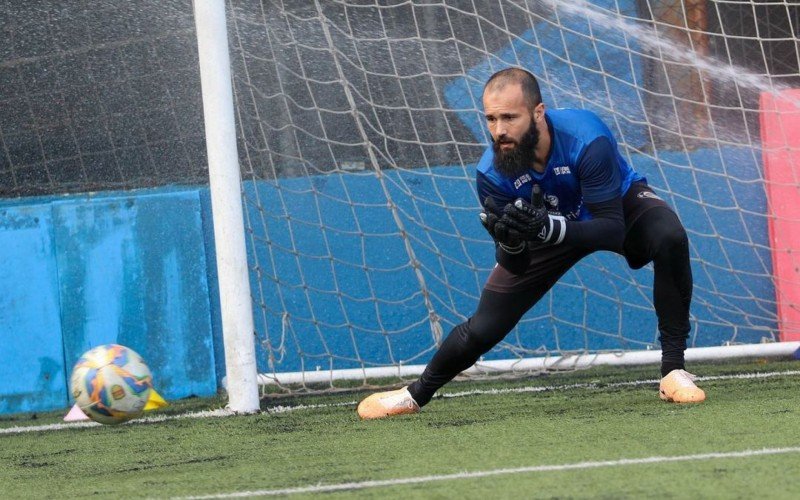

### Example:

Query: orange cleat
xmin=659 ymin=369 xmax=706 ymax=403
xmin=357 ymin=387 xmax=420 ymax=420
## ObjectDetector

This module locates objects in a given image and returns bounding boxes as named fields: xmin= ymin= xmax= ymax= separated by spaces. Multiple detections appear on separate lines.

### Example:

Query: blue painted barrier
xmin=0 ymin=204 xmax=66 ymax=414
xmin=54 ymin=191 xmax=217 ymax=401
xmin=0 ymin=189 xmax=218 ymax=414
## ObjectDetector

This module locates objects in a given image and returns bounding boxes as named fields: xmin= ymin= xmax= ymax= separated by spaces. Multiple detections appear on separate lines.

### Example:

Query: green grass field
xmin=3 ymin=358 xmax=800 ymax=499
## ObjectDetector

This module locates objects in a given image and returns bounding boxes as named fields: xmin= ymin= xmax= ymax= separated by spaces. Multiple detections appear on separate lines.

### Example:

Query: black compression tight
xmin=625 ymin=207 xmax=693 ymax=376
xmin=408 ymin=289 xmax=540 ymax=406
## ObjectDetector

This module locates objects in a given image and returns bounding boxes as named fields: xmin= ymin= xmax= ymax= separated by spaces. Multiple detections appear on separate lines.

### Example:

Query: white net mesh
xmin=226 ymin=0 xmax=800 ymax=390
xmin=0 ymin=1 xmax=206 ymax=196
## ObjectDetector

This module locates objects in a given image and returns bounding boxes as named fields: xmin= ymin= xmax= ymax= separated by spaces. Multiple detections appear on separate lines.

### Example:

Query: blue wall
xmin=0 ymin=204 xmax=65 ymax=413
xmin=0 ymin=189 xmax=219 ymax=414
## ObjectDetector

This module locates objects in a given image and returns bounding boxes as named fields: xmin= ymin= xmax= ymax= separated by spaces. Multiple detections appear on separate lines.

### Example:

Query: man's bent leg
xmin=651 ymin=221 xmax=705 ymax=403
xmin=647 ymin=209 xmax=693 ymax=376
xmin=624 ymin=206 xmax=704 ymax=403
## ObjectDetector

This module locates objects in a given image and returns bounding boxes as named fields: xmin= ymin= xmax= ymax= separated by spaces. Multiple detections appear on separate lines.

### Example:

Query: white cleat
xmin=357 ymin=387 xmax=420 ymax=420
xmin=659 ymin=369 xmax=706 ymax=403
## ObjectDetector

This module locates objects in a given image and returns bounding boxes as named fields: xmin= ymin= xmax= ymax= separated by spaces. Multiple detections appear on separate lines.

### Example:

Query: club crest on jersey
xmin=545 ymin=194 xmax=559 ymax=209
xmin=513 ymin=173 xmax=532 ymax=189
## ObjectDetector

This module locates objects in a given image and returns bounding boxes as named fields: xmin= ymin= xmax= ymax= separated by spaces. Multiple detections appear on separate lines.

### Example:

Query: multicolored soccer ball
xmin=69 ymin=344 xmax=153 ymax=425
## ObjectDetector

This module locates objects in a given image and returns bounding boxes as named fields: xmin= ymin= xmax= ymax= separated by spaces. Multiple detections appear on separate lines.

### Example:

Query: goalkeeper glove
xmin=503 ymin=184 xmax=567 ymax=244
xmin=479 ymin=196 xmax=526 ymax=254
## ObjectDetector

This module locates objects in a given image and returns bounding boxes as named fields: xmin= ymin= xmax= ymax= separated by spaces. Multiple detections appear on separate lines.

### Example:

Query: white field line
xmin=175 ymin=447 xmax=800 ymax=499
xmin=0 ymin=408 xmax=237 ymax=434
xmin=3 ymin=369 xmax=799 ymax=435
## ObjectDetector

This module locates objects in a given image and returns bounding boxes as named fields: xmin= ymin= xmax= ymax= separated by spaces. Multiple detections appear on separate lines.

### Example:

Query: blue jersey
xmin=477 ymin=109 xmax=644 ymax=221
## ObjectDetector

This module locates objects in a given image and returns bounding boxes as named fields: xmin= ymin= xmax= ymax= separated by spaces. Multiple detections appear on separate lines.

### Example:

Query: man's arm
xmin=562 ymin=197 xmax=624 ymax=252
xmin=561 ymin=136 xmax=625 ymax=252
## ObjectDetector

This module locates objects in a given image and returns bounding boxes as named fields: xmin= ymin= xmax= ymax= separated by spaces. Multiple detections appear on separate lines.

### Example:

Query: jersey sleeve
xmin=576 ymin=136 xmax=622 ymax=204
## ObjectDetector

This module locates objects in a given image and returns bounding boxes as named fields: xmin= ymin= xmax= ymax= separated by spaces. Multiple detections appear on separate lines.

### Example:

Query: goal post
xmin=209 ymin=0 xmax=800 ymax=392
xmin=193 ymin=0 xmax=259 ymax=411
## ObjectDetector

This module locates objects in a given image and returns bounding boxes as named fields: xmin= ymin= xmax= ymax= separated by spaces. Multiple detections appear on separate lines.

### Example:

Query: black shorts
xmin=485 ymin=181 xmax=673 ymax=294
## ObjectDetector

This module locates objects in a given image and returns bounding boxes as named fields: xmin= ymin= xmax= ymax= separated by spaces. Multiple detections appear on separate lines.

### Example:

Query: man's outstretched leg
xmin=357 ymin=288 xmax=538 ymax=419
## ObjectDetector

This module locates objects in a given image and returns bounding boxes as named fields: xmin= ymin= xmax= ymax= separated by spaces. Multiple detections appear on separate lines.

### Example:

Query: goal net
xmin=225 ymin=0 xmax=800 ymax=391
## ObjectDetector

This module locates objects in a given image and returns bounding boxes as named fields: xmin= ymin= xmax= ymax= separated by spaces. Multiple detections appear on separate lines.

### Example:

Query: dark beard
xmin=492 ymin=124 xmax=539 ymax=178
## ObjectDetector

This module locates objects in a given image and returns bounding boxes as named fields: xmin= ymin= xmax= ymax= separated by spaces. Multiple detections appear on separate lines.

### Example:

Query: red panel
xmin=760 ymin=90 xmax=800 ymax=341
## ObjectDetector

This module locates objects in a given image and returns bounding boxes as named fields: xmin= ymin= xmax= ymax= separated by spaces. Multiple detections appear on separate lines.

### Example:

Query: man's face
xmin=483 ymin=83 xmax=539 ymax=178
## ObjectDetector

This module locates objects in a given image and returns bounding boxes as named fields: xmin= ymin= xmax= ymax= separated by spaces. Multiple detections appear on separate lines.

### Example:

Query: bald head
xmin=484 ymin=67 xmax=542 ymax=113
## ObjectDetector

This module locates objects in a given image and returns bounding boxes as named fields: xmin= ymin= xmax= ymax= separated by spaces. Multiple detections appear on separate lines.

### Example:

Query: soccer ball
xmin=69 ymin=344 xmax=153 ymax=425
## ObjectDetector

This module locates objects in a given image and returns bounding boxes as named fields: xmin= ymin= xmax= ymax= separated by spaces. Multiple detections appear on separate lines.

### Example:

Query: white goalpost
xmin=199 ymin=0 xmax=800 ymax=395
xmin=194 ymin=0 xmax=259 ymax=411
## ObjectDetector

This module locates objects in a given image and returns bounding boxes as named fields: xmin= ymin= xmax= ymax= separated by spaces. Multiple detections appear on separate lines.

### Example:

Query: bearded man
xmin=357 ymin=67 xmax=704 ymax=420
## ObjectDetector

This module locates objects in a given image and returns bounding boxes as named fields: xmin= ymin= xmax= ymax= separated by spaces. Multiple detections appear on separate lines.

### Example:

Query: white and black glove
xmin=479 ymin=197 xmax=526 ymax=254
xmin=502 ymin=184 xmax=567 ymax=244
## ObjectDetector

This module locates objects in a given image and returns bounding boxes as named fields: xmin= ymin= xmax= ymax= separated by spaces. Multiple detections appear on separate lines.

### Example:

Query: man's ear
xmin=534 ymin=102 xmax=546 ymax=122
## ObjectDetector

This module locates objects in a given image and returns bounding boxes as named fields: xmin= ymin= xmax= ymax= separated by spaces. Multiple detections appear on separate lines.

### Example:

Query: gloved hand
xmin=479 ymin=196 xmax=525 ymax=253
xmin=503 ymin=184 xmax=567 ymax=244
